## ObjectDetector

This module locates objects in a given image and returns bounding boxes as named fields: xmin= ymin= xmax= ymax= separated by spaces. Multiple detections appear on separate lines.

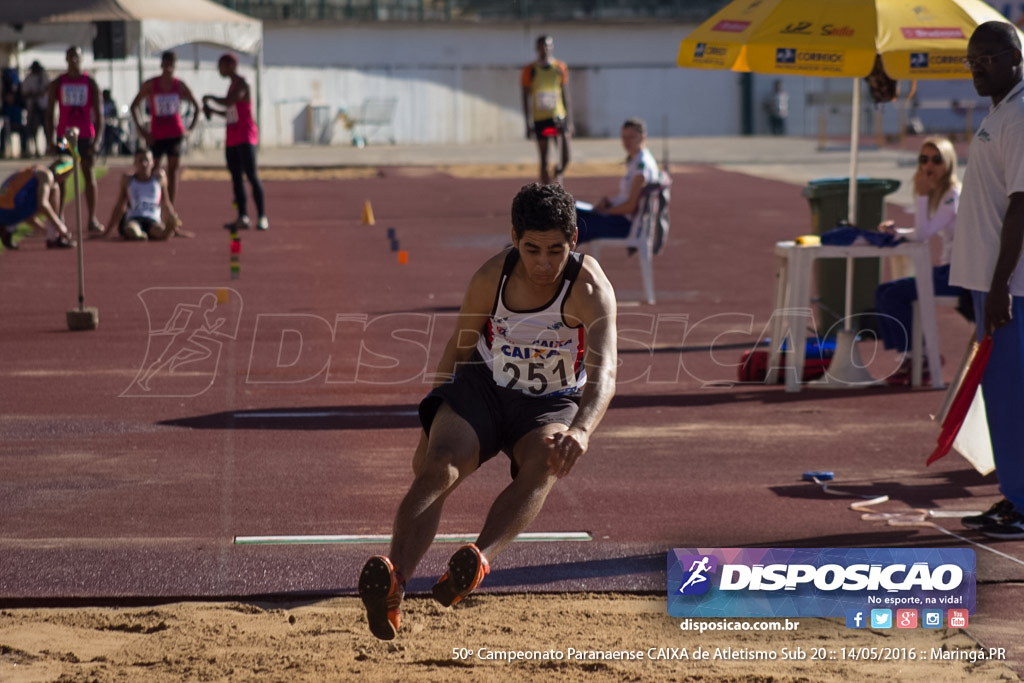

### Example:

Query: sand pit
xmin=0 ymin=595 xmax=1016 ymax=682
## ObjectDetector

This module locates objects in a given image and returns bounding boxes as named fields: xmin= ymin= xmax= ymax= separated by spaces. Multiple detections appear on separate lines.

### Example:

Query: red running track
xmin=1 ymin=163 xmax=1021 ymax=671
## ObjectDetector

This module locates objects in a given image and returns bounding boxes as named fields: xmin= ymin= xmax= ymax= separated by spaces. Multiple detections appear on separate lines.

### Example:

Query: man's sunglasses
xmin=918 ymin=154 xmax=944 ymax=165
xmin=963 ymin=49 xmax=1014 ymax=70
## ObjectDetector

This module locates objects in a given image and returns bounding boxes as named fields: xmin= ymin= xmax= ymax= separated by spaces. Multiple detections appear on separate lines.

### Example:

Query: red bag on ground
xmin=738 ymin=340 xmax=834 ymax=383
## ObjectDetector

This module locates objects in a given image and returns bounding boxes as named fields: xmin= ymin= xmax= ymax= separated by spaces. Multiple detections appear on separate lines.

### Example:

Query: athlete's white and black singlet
xmin=475 ymin=249 xmax=586 ymax=397
xmin=127 ymin=174 xmax=162 ymax=223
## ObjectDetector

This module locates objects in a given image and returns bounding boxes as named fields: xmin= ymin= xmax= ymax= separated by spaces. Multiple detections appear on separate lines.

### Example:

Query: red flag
xmin=927 ymin=335 xmax=992 ymax=465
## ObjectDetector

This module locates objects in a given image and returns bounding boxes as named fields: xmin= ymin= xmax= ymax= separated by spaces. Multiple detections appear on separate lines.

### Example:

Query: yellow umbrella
xmin=678 ymin=0 xmax=1016 ymax=220
xmin=678 ymin=0 xmax=1017 ymax=386
xmin=679 ymin=0 xmax=1009 ymax=78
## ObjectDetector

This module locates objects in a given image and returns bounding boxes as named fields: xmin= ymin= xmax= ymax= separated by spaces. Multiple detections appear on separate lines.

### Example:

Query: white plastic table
xmin=766 ymin=240 xmax=945 ymax=392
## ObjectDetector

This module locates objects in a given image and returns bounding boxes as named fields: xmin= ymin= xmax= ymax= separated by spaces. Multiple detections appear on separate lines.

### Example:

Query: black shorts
xmin=533 ymin=118 xmax=566 ymax=139
xmin=419 ymin=356 xmax=580 ymax=477
xmin=151 ymin=136 xmax=184 ymax=159
xmin=119 ymin=215 xmax=161 ymax=238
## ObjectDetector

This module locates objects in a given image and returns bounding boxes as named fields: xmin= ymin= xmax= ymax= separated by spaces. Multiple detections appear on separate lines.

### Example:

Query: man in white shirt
xmin=575 ymin=118 xmax=659 ymax=243
xmin=950 ymin=20 xmax=1024 ymax=539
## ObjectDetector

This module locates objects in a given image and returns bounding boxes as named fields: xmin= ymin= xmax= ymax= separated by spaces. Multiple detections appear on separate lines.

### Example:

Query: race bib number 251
xmin=493 ymin=346 xmax=574 ymax=396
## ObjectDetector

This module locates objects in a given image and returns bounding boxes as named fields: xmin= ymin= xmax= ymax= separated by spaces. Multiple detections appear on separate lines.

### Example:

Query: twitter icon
xmin=871 ymin=609 xmax=892 ymax=629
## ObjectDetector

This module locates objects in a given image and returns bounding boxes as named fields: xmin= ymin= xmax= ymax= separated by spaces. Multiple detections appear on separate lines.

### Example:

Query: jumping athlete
xmin=358 ymin=182 xmax=617 ymax=640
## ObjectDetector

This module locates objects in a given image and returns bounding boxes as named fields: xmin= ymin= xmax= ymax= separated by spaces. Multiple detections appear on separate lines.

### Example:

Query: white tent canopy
xmin=123 ymin=0 xmax=263 ymax=56
xmin=1 ymin=0 xmax=262 ymax=55
xmin=1 ymin=0 xmax=264 ymax=128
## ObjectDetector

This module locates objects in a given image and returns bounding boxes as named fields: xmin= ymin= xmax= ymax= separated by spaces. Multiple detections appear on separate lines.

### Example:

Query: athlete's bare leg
xmin=536 ymin=137 xmax=551 ymax=185
xmin=388 ymin=404 xmax=481 ymax=579
xmin=166 ymin=155 xmax=181 ymax=204
xmin=472 ymin=423 xmax=561 ymax=561
xmin=81 ymin=154 xmax=103 ymax=230
xmin=555 ymin=130 xmax=571 ymax=184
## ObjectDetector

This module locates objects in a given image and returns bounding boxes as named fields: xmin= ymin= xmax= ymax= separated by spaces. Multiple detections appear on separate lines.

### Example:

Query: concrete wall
xmin=16 ymin=22 xmax=772 ymax=147
xmin=253 ymin=22 xmax=755 ymax=145
xmin=14 ymin=19 xmax=981 ymax=148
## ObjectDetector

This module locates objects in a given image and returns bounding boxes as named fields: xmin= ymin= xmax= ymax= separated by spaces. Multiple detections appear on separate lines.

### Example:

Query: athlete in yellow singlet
xmin=521 ymin=35 xmax=573 ymax=185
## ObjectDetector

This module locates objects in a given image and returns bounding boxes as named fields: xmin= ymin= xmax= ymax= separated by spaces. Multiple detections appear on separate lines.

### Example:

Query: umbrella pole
xmin=848 ymin=77 xmax=860 ymax=227
xmin=844 ymin=78 xmax=862 ymax=333
xmin=811 ymin=78 xmax=881 ymax=388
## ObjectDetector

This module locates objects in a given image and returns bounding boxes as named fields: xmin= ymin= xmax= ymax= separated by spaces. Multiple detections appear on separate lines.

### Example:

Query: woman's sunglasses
xmin=918 ymin=154 xmax=944 ymax=165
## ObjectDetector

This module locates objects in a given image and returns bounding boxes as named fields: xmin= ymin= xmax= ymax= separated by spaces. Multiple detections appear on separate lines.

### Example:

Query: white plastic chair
xmin=587 ymin=170 xmax=672 ymax=304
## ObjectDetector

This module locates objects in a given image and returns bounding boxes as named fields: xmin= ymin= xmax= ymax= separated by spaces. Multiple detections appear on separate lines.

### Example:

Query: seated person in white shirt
xmin=875 ymin=136 xmax=963 ymax=384
xmin=93 ymin=147 xmax=189 ymax=241
xmin=575 ymin=117 xmax=659 ymax=243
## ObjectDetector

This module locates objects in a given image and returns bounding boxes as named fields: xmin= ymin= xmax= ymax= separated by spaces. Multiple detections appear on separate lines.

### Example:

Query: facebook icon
xmin=845 ymin=609 xmax=867 ymax=629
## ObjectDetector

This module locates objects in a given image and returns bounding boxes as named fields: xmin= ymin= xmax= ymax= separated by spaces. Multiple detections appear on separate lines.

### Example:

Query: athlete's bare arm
xmin=546 ymin=255 xmax=617 ymax=476
xmin=544 ymin=253 xmax=614 ymax=479
xmin=130 ymin=80 xmax=154 ymax=140
xmin=431 ymin=251 xmax=507 ymax=386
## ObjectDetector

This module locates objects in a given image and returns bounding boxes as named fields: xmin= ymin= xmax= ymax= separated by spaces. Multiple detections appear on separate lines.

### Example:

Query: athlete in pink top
xmin=45 ymin=46 xmax=104 ymax=233
xmin=131 ymin=51 xmax=200 ymax=204
xmin=202 ymin=53 xmax=267 ymax=231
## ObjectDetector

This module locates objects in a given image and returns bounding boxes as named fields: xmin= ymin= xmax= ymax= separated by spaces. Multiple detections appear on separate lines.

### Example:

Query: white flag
xmin=952 ymin=389 xmax=995 ymax=476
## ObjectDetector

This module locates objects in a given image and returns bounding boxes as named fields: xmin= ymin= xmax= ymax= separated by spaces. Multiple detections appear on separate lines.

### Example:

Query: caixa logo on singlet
xmin=667 ymin=548 xmax=975 ymax=619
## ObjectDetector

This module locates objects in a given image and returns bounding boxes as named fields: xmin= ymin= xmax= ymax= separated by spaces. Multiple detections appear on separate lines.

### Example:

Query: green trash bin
xmin=801 ymin=177 xmax=901 ymax=336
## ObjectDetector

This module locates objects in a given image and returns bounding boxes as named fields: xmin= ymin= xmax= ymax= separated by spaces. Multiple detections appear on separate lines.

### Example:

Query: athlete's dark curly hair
xmin=510 ymin=182 xmax=577 ymax=243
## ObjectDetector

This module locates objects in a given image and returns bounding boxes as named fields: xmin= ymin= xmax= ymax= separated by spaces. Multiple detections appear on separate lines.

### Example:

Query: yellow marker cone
xmin=361 ymin=200 xmax=375 ymax=225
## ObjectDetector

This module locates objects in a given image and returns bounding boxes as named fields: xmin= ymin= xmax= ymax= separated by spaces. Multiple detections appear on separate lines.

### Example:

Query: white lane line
xmin=848 ymin=495 xmax=1024 ymax=568
xmin=233 ymin=531 xmax=593 ymax=545
xmin=233 ymin=410 xmax=419 ymax=418
xmin=930 ymin=525 xmax=1024 ymax=568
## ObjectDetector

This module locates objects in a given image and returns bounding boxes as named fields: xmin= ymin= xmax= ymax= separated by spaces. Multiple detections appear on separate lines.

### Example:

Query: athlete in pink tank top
xmin=130 ymin=51 xmax=200 ymax=204
xmin=45 ymin=46 xmax=104 ymax=233
xmin=55 ymin=73 xmax=95 ymax=139
xmin=149 ymin=78 xmax=186 ymax=139
xmin=202 ymin=53 xmax=267 ymax=231
xmin=225 ymin=95 xmax=259 ymax=147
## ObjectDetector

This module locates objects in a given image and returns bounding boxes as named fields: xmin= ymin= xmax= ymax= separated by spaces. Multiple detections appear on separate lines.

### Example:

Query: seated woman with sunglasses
xmin=874 ymin=136 xmax=964 ymax=385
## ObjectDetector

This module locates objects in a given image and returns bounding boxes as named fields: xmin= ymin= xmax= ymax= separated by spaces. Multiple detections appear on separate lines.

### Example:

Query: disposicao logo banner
xmin=667 ymin=548 xmax=975 ymax=618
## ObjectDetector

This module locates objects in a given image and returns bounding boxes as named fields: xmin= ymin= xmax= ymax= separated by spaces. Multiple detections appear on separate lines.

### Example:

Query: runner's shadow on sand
xmin=404 ymin=553 xmax=665 ymax=593
xmin=159 ymin=405 xmax=421 ymax=431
